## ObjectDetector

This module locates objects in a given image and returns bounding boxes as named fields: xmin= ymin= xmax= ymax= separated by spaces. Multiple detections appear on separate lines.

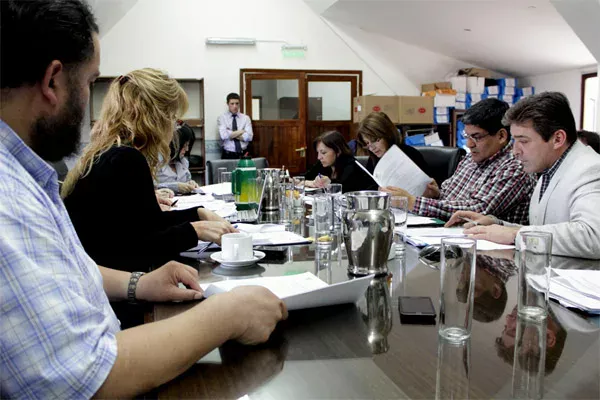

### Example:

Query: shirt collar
xmin=0 ymin=119 xmax=58 ymax=192
xmin=539 ymin=142 xmax=574 ymax=178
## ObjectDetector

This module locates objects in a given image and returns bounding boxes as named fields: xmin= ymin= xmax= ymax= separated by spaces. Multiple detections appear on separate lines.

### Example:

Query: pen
xmin=171 ymin=199 xmax=179 ymax=207
xmin=459 ymin=216 xmax=478 ymax=226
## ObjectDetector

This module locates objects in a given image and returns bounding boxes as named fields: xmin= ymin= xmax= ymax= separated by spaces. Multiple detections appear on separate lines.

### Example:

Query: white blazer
xmin=519 ymin=141 xmax=600 ymax=259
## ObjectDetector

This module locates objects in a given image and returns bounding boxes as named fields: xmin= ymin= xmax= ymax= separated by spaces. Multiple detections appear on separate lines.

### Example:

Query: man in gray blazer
xmin=447 ymin=92 xmax=600 ymax=259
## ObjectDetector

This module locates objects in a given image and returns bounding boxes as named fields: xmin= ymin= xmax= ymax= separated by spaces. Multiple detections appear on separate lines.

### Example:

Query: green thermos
xmin=232 ymin=156 xmax=257 ymax=203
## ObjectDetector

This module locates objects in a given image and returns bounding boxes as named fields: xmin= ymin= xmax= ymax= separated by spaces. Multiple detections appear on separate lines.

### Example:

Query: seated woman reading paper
xmin=63 ymin=69 xmax=236 ymax=272
xmin=357 ymin=111 xmax=435 ymax=197
xmin=305 ymin=131 xmax=377 ymax=193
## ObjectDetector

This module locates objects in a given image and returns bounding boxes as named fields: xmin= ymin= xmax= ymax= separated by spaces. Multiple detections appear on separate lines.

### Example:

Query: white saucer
xmin=210 ymin=251 xmax=266 ymax=268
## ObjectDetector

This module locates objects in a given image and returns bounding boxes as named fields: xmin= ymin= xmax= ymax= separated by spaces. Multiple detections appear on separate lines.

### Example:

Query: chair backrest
xmin=413 ymin=146 xmax=466 ymax=185
xmin=206 ymin=157 xmax=269 ymax=184
xmin=355 ymin=156 xmax=369 ymax=168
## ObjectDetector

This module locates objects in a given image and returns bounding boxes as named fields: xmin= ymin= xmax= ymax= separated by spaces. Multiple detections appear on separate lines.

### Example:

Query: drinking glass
xmin=220 ymin=172 xmax=233 ymax=194
xmin=280 ymin=181 xmax=294 ymax=224
xmin=390 ymin=196 xmax=408 ymax=255
xmin=292 ymin=176 xmax=305 ymax=211
xmin=517 ymin=232 xmax=552 ymax=321
xmin=217 ymin=167 xmax=228 ymax=183
xmin=439 ymin=237 xmax=476 ymax=342
xmin=313 ymin=193 xmax=332 ymax=240
xmin=326 ymin=183 xmax=343 ymax=231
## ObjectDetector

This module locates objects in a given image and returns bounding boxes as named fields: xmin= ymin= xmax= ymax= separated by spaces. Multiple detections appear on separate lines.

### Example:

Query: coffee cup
xmin=221 ymin=232 xmax=253 ymax=261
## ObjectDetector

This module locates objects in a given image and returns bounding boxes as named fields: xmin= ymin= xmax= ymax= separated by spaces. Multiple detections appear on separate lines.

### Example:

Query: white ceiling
xmin=319 ymin=0 xmax=597 ymax=77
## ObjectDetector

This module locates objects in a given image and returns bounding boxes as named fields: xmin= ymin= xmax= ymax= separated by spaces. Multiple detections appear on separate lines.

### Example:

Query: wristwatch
xmin=127 ymin=272 xmax=145 ymax=303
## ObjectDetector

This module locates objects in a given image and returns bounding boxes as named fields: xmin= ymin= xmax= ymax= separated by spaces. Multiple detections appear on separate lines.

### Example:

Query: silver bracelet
xmin=127 ymin=272 xmax=145 ymax=303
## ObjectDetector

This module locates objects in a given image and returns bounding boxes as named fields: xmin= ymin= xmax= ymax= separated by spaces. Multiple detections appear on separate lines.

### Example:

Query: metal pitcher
xmin=342 ymin=191 xmax=395 ymax=275
xmin=259 ymin=168 xmax=282 ymax=213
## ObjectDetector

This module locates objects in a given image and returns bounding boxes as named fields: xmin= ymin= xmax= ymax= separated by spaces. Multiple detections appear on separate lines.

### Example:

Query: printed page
xmin=373 ymin=144 xmax=430 ymax=196
xmin=201 ymin=273 xmax=374 ymax=311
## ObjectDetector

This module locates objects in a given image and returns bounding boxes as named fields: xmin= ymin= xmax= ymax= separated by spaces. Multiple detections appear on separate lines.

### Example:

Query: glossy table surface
xmin=145 ymin=219 xmax=600 ymax=399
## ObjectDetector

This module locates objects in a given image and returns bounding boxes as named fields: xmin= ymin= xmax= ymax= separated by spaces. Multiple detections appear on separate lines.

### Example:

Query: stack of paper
xmin=200 ymin=272 xmax=374 ymax=310
xmin=532 ymin=269 xmax=600 ymax=314
xmin=400 ymin=226 xmax=515 ymax=251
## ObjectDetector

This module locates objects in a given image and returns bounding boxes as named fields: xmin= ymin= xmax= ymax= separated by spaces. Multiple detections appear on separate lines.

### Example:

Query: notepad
xmin=200 ymin=272 xmax=374 ymax=310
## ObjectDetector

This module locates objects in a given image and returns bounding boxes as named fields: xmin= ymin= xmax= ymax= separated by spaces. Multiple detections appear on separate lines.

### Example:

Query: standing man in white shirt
xmin=217 ymin=93 xmax=253 ymax=159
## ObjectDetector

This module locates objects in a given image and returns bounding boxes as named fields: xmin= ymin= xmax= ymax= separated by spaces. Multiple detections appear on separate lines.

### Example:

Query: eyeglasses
xmin=462 ymin=132 xmax=490 ymax=143
xmin=364 ymin=138 xmax=382 ymax=150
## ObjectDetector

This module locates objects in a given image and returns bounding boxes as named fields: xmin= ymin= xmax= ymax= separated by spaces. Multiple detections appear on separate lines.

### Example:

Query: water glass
xmin=217 ymin=167 xmax=228 ymax=183
xmin=292 ymin=176 xmax=305 ymax=210
xmin=511 ymin=315 xmax=547 ymax=399
xmin=517 ymin=232 xmax=552 ymax=321
xmin=313 ymin=193 xmax=332 ymax=239
xmin=280 ymin=181 xmax=294 ymax=224
xmin=246 ymin=177 xmax=260 ymax=203
xmin=326 ymin=183 xmax=343 ymax=230
xmin=436 ymin=337 xmax=471 ymax=400
xmin=390 ymin=196 xmax=408 ymax=255
xmin=439 ymin=238 xmax=476 ymax=342
xmin=220 ymin=171 xmax=233 ymax=194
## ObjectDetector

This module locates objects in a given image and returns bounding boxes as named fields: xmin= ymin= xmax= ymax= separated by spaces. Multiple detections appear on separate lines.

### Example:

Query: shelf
xmin=183 ymin=118 xmax=204 ymax=127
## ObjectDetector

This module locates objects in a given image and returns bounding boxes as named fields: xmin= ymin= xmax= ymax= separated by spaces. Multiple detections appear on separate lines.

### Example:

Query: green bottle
xmin=232 ymin=155 xmax=257 ymax=203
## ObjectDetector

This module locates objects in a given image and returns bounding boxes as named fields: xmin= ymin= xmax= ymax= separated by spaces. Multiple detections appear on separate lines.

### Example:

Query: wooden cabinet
xmin=89 ymin=77 xmax=206 ymax=184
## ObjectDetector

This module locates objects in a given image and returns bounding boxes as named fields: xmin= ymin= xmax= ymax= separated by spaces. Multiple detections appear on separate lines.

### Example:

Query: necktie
xmin=232 ymin=114 xmax=242 ymax=154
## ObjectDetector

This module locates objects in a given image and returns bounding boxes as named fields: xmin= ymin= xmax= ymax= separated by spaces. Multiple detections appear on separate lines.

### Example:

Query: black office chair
xmin=206 ymin=157 xmax=269 ymax=184
xmin=413 ymin=146 xmax=466 ymax=186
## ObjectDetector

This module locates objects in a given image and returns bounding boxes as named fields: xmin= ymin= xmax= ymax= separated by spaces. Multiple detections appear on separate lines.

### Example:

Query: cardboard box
xmin=397 ymin=96 xmax=434 ymax=124
xmin=500 ymin=86 xmax=516 ymax=95
xmin=498 ymin=78 xmax=517 ymax=87
xmin=353 ymin=96 xmax=399 ymax=123
xmin=455 ymin=101 xmax=467 ymax=110
xmin=435 ymin=107 xmax=450 ymax=115
xmin=467 ymin=77 xmax=485 ymax=94
xmin=434 ymin=94 xmax=456 ymax=108
xmin=459 ymin=68 xmax=493 ymax=78
xmin=434 ymin=115 xmax=450 ymax=124
xmin=456 ymin=92 xmax=467 ymax=102
xmin=486 ymin=86 xmax=500 ymax=95
xmin=451 ymin=76 xmax=467 ymax=93
xmin=421 ymin=82 xmax=452 ymax=93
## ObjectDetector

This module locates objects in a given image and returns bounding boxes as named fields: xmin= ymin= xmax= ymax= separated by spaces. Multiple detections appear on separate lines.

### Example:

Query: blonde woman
xmin=63 ymin=69 xmax=236 ymax=272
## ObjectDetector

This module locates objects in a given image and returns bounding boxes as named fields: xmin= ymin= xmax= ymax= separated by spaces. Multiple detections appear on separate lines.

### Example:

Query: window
xmin=581 ymin=72 xmax=598 ymax=131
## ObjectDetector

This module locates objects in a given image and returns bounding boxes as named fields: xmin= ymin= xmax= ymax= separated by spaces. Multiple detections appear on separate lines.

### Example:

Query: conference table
xmin=143 ymin=212 xmax=600 ymax=399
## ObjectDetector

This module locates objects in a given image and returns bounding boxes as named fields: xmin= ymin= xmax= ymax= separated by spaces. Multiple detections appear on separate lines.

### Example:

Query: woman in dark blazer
xmin=305 ymin=131 xmax=377 ymax=193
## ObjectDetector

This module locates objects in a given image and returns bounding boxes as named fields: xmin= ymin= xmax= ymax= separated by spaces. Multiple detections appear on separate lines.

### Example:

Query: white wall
xmin=97 ymin=0 xmax=395 ymax=145
xmin=521 ymin=66 xmax=598 ymax=130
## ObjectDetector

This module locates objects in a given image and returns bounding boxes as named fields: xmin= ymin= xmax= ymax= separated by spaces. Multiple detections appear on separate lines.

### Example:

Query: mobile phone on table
xmin=398 ymin=296 xmax=436 ymax=324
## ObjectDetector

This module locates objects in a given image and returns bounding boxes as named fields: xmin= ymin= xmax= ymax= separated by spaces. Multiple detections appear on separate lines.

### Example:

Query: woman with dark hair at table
xmin=156 ymin=121 xmax=199 ymax=194
xmin=305 ymin=130 xmax=377 ymax=193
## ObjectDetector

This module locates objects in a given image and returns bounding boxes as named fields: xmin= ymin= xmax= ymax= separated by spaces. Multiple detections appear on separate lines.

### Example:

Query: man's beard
xmin=30 ymin=84 xmax=85 ymax=162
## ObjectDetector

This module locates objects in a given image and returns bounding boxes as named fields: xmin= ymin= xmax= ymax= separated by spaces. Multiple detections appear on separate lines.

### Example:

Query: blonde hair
xmin=62 ymin=68 xmax=188 ymax=197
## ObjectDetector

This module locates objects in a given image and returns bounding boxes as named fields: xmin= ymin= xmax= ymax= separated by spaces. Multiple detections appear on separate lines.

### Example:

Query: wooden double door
xmin=241 ymin=69 xmax=362 ymax=175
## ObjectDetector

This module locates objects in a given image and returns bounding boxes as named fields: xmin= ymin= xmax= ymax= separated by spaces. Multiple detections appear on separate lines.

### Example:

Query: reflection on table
xmin=145 ymin=211 xmax=599 ymax=399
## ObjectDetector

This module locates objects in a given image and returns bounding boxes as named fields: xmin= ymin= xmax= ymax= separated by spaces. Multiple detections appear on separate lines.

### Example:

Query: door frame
xmin=240 ymin=69 xmax=363 ymax=172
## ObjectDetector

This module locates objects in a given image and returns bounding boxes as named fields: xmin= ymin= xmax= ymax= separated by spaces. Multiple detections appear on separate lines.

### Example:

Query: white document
xmin=406 ymin=214 xmax=439 ymax=226
xmin=201 ymin=182 xmax=233 ymax=195
xmin=529 ymin=271 xmax=600 ymax=313
xmin=200 ymin=272 xmax=375 ymax=311
xmin=401 ymin=227 xmax=515 ymax=250
xmin=235 ymin=223 xmax=286 ymax=234
xmin=354 ymin=160 xmax=381 ymax=186
xmin=372 ymin=145 xmax=430 ymax=196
